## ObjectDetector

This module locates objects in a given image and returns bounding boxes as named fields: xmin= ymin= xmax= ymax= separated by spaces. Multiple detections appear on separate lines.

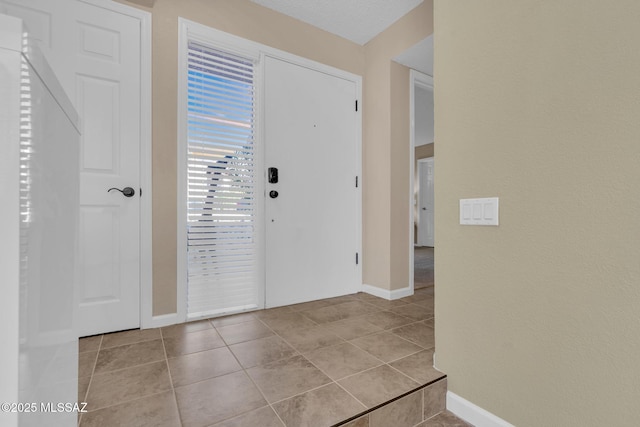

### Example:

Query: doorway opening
xmin=410 ymin=70 xmax=434 ymax=292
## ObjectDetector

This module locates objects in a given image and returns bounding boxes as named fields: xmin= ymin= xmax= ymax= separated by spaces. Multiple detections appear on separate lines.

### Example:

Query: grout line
xmin=161 ymin=329 xmax=184 ymax=427
xmin=80 ymin=390 xmax=179 ymax=420
xmin=77 ymin=334 xmax=102 ymax=426
xmin=421 ymin=385 xmax=425 ymax=423
xmin=332 ymin=382 xmax=369 ymax=421
xmin=86 ymin=351 xmax=167 ymax=377
xmin=332 ymin=362 xmax=386 ymax=383
xmin=386 ymin=362 xmax=424 ymax=385
xmin=213 ymin=316 xmax=288 ymax=426
xmin=386 ymin=347 xmax=429 ymax=364
xmin=161 ymin=322 xmax=216 ymax=340
xmin=99 ymin=336 xmax=160 ymax=351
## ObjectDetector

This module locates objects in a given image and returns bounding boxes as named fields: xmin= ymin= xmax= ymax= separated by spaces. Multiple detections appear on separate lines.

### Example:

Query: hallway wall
xmin=435 ymin=1 xmax=640 ymax=425
xmin=363 ymin=2 xmax=434 ymax=292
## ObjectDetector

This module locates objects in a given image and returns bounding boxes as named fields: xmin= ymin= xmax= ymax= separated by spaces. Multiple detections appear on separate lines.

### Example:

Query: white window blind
xmin=186 ymin=41 xmax=259 ymax=318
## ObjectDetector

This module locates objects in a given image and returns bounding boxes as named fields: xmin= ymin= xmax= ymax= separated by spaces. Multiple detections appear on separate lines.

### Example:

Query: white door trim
xmin=81 ymin=0 xmax=154 ymax=330
xmin=176 ymin=18 xmax=362 ymax=323
xmin=447 ymin=392 xmax=515 ymax=427
xmin=409 ymin=69 xmax=433 ymax=294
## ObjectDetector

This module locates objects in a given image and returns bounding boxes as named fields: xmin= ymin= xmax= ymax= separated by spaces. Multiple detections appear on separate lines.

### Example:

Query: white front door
xmin=418 ymin=157 xmax=434 ymax=247
xmin=264 ymin=56 xmax=360 ymax=307
xmin=1 ymin=0 xmax=143 ymax=335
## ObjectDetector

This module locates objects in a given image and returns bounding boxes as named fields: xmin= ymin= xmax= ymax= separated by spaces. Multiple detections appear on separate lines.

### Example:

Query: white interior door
xmin=1 ymin=0 xmax=143 ymax=336
xmin=418 ymin=157 xmax=434 ymax=247
xmin=264 ymin=56 xmax=360 ymax=307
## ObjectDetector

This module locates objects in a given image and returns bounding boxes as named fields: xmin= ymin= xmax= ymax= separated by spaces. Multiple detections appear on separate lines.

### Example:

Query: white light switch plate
xmin=460 ymin=197 xmax=499 ymax=226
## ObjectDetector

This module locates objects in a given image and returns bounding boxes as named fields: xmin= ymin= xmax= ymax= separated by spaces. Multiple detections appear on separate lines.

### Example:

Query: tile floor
xmin=78 ymin=287 xmax=469 ymax=426
xmin=414 ymin=247 xmax=434 ymax=290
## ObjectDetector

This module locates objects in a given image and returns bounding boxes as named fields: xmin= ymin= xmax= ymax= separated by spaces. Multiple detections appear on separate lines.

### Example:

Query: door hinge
xmin=355 ymin=100 xmax=358 ymax=112
xmin=355 ymin=176 xmax=358 ymax=188
xmin=140 ymin=188 xmax=142 ymax=197
xmin=356 ymin=252 xmax=359 ymax=265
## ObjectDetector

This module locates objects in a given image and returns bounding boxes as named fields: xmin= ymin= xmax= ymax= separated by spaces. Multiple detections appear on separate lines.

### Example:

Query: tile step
xmin=334 ymin=375 xmax=449 ymax=427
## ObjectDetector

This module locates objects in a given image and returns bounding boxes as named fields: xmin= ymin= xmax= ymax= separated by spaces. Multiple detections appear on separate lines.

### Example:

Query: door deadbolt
xmin=268 ymin=167 xmax=279 ymax=184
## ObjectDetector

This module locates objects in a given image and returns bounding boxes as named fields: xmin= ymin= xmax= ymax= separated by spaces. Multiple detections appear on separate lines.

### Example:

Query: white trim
xmin=81 ymin=0 xmax=154 ymax=330
xmin=177 ymin=18 xmax=363 ymax=325
xmin=351 ymin=61 xmax=363 ymax=296
xmin=447 ymin=392 xmax=515 ymax=427
xmin=409 ymin=72 xmax=416 ymax=295
xmin=255 ymin=52 xmax=267 ymax=311
xmin=79 ymin=0 xmax=145 ymax=15
xmin=361 ymin=284 xmax=413 ymax=300
xmin=136 ymin=5 xmax=154 ymax=331
xmin=409 ymin=69 xmax=434 ymax=296
xmin=176 ymin=20 xmax=189 ymax=324
xmin=147 ymin=313 xmax=181 ymax=329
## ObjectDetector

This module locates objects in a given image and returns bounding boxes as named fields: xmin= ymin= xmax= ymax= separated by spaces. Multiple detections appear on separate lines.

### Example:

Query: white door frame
xmin=409 ymin=69 xmax=434 ymax=293
xmin=81 ymin=0 xmax=154 ymax=330
xmin=176 ymin=19 xmax=362 ymax=323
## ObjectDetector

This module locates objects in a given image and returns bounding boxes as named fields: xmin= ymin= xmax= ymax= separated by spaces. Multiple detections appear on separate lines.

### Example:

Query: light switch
xmin=460 ymin=197 xmax=499 ymax=226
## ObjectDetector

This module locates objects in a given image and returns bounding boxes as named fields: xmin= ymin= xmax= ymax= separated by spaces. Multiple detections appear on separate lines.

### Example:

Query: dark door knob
xmin=108 ymin=187 xmax=136 ymax=197
xmin=269 ymin=190 xmax=279 ymax=199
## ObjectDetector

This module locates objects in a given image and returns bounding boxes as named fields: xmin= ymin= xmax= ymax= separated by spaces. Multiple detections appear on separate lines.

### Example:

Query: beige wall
xmin=435 ymin=1 xmax=640 ymax=425
xmin=363 ymin=1 xmax=433 ymax=290
xmin=415 ymin=143 xmax=434 ymax=160
xmin=390 ymin=62 xmax=411 ymax=290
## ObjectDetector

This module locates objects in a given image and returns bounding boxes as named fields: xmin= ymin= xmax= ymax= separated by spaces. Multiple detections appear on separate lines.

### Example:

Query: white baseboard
xmin=144 ymin=313 xmax=181 ymax=329
xmin=447 ymin=391 xmax=514 ymax=427
xmin=361 ymin=284 xmax=413 ymax=300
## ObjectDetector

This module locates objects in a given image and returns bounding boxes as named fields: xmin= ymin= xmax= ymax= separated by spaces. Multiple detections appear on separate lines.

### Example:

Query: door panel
xmin=76 ymin=2 xmax=141 ymax=335
xmin=418 ymin=158 xmax=434 ymax=247
xmin=2 ymin=0 xmax=142 ymax=335
xmin=264 ymin=57 xmax=359 ymax=307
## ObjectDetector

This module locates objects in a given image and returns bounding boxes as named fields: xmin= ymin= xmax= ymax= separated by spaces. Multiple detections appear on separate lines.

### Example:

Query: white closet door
xmin=418 ymin=158 xmax=435 ymax=247
xmin=2 ymin=0 xmax=143 ymax=335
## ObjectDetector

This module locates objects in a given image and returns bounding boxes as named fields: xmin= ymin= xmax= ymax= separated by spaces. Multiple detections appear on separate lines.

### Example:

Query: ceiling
xmin=250 ymin=0 xmax=424 ymax=45
xmin=394 ymin=35 xmax=433 ymax=76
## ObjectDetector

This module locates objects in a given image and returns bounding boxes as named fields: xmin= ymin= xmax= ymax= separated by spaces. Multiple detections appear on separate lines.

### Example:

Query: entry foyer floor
xmin=78 ymin=287 xmax=470 ymax=426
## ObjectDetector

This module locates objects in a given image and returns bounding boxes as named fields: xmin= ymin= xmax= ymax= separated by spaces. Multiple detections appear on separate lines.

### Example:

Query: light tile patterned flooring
xmin=78 ymin=287 xmax=468 ymax=426
xmin=414 ymin=247 xmax=434 ymax=290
